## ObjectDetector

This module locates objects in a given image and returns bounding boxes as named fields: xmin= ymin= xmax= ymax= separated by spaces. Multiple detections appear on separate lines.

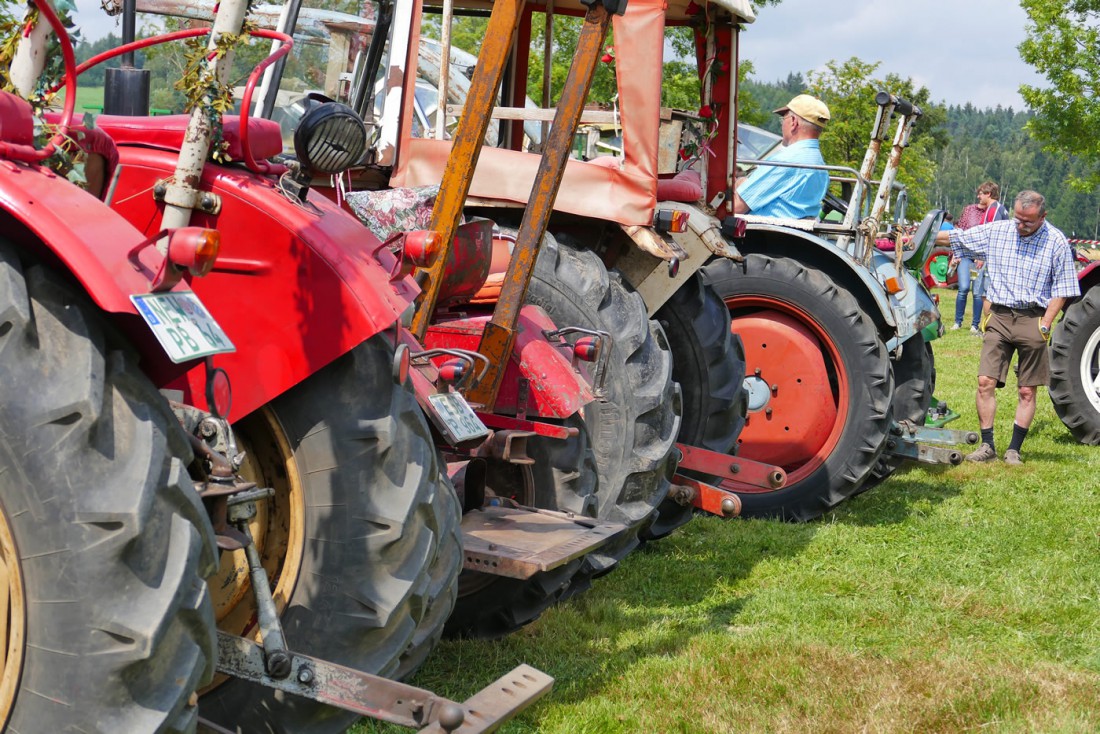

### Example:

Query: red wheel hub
xmin=727 ymin=297 xmax=849 ymax=488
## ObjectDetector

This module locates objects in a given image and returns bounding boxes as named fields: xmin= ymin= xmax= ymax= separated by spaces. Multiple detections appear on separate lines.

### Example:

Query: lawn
xmin=358 ymin=289 xmax=1100 ymax=733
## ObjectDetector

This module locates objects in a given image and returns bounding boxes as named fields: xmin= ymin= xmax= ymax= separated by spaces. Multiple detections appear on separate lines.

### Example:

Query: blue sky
xmin=743 ymin=0 xmax=1045 ymax=110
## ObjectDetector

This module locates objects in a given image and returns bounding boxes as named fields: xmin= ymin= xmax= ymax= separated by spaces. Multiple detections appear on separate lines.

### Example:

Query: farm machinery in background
xmin=1049 ymin=246 xmax=1100 ymax=444
xmin=268 ymin=0 xmax=969 ymax=518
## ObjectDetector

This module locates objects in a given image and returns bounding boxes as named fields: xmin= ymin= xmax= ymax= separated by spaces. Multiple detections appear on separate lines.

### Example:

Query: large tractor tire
xmin=702 ymin=254 xmax=894 ymax=521
xmin=647 ymin=271 xmax=748 ymax=539
xmin=527 ymin=235 xmax=681 ymax=577
xmin=862 ymin=338 xmax=935 ymax=492
xmin=444 ymin=414 xmax=596 ymax=638
xmin=199 ymin=333 xmax=462 ymax=733
xmin=1050 ymin=287 xmax=1100 ymax=444
xmin=0 ymin=243 xmax=217 ymax=733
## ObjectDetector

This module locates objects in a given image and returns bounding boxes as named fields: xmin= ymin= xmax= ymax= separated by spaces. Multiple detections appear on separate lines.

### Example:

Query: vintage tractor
xmin=113 ymin=0 xmax=658 ymax=647
xmin=1 ymin=1 xmax=553 ymax=731
xmin=373 ymin=0 xmax=973 ymax=518
xmin=130 ymin=0 xmax=703 ymax=638
xmin=1049 ymin=251 xmax=1100 ymax=444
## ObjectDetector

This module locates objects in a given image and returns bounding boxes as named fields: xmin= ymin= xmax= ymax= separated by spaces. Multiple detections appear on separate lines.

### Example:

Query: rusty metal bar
xmin=672 ymin=474 xmax=742 ymax=518
xmin=216 ymin=632 xmax=552 ymax=732
xmin=466 ymin=0 xmax=613 ymax=407
xmin=410 ymin=0 xmax=526 ymax=338
xmin=674 ymin=442 xmax=786 ymax=490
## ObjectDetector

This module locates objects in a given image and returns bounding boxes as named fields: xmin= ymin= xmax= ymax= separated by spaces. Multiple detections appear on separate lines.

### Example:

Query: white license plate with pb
xmin=131 ymin=291 xmax=236 ymax=363
xmin=427 ymin=391 xmax=489 ymax=444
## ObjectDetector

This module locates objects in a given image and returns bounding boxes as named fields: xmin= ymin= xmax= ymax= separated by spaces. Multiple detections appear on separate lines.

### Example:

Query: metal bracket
xmin=673 ymin=442 xmax=786 ymax=490
xmin=152 ymin=178 xmax=222 ymax=214
xmin=671 ymin=473 xmax=742 ymax=518
xmin=215 ymin=632 xmax=553 ymax=733
xmin=882 ymin=420 xmax=979 ymax=465
xmin=543 ymin=326 xmax=612 ymax=399
xmin=460 ymin=505 xmax=625 ymax=579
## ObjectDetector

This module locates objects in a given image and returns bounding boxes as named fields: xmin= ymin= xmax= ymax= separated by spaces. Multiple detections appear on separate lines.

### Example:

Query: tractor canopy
xmin=391 ymin=0 xmax=753 ymax=224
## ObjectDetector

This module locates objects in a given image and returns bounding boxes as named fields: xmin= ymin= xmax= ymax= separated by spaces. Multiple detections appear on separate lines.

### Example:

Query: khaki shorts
xmin=978 ymin=305 xmax=1050 ymax=388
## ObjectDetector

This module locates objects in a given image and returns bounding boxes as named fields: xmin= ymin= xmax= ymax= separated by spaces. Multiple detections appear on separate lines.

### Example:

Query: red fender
xmin=104 ymin=145 xmax=418 ymax=420
xmin=1078 ymin=260 xmax=1100 ymax=295
xmin=423 ymin=306 xmax=593 ymax=418
xmin=0 ymin=160 xmax=184 ymax=315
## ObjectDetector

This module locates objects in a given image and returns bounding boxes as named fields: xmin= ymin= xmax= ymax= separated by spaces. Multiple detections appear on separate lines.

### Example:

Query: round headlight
xmin=293 ymin=94 xmax=368 ymax=175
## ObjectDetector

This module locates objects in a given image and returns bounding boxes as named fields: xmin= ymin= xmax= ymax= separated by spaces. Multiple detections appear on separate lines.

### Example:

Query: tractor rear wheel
xmin=0 ymin=244 xmax=217 ymax=733
xmin=862 ymin=338 xmax=935 ymax=491
xmin=527 ymin=236 xmax=680 ymax=576
xmin=648 ymin=271 xmax=747 ymax=539
xmin=1050 ymin=287 xmax=1100 ymax=444
xmin=199 ymin=333 xmax=461 ymax=733
xmin=702 ymin=254 xmax=893 ymax=520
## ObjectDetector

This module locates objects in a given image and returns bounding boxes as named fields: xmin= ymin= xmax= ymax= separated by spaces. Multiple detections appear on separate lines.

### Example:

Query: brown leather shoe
xmin=965 ymin=443 xmax=998 ymax=462
xmin=1004 ymin=449 xmax=1023 ymax=466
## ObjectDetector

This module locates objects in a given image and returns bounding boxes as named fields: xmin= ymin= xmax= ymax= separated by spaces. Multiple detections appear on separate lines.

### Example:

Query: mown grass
xmin=356 ymin=287 xmax=1100 ymax=733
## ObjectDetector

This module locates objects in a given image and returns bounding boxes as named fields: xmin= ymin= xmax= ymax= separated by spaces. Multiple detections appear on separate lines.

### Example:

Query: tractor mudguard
xmin=868 ymin=249 xmax=941 ymax=347
xmin=738 ymin=222 xmax=900 ymax=332
xmin=1079 ymin=261 xmax=1100 ymax=296
xmin=104 ymin=145 xmax=417 ymax=419
xmin=423 ymin=305 xmax=593 ymax=418
xmin=0 ymin=162 xmax=171 ymax=315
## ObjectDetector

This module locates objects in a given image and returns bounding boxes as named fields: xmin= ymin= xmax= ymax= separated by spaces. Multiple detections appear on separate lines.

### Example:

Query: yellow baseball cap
xmin=774 ymin=94 xmax=831 ymax=127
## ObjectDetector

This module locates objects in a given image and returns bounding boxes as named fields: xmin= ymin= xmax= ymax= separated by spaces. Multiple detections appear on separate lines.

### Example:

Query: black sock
xmin=981 ymin=427 xmax=995 ymax=453
xmin=1008 ymin=423 xmax=1029 ymax=453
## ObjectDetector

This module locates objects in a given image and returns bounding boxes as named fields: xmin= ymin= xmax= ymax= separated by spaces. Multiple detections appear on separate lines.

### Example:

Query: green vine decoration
xmin=175 ymin=7 xmax=256 ymax=163
xmin=0 ymin=1 xmax=89 ymax=185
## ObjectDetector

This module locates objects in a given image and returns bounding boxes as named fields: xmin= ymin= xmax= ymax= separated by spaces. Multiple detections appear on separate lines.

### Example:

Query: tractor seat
xmin=0 ymin=92 xmax=35 ymax=146
xmin=94 ymin=113 xmax=284 ymax=163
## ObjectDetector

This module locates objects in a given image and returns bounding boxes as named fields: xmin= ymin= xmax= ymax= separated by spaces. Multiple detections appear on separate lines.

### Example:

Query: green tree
xmin=1019 ymin=0 xmax=1100 ymax=187
xmin=805 ymin=57 xmax=946 ymax=216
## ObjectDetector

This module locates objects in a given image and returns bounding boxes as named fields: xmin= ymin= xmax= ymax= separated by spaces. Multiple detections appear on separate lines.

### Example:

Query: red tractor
xmin=0 ymin=1 xmax=554 ymax=731
xmin=366 ymin=0 xmax=967 ymax=518
xmin=131 ymin=0 xmax=724 ymax=642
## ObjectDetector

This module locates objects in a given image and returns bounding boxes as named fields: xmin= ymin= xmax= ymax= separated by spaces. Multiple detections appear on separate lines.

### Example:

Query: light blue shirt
xmin=737 ymin=139 xmax=828 ymax=219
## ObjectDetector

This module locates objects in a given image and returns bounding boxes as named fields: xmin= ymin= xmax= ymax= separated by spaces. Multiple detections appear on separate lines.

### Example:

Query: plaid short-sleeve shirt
xmin=948 ymin=219 xmax=1080 ymax=308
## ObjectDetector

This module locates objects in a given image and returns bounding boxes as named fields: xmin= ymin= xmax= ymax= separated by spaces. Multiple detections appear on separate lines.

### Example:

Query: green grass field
xmin=356 ymin=289 xmax=1100 ymax=734
xmin=54 ymin=85 xmax=104 ymax=114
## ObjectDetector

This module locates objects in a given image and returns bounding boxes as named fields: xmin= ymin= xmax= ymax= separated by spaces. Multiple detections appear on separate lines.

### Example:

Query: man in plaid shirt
xmin=934 ymin=190 xmax=1080 ymax=464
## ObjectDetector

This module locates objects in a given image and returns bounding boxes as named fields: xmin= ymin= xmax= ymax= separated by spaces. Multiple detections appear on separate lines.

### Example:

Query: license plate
xmin=428 ymin=391 xmax=489 ymax=443
xmin=131 ymin=291 xmax=236 ymax=364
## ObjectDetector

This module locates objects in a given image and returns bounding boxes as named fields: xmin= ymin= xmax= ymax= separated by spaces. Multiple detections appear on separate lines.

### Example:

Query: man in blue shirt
xmin=733 ymin=94 xmax=830 ymax=219
xmin=934 ymin=190 xmax=1081 ymax=465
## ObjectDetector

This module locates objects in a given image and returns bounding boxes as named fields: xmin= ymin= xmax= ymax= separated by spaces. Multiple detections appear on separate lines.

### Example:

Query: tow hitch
xmin=671 ymin=443 xmax=788 ymax=518
xmin=882 ymin=420 xmax=980 ymax=466
xmin=210 ymin=482 xmax=553 ymax=733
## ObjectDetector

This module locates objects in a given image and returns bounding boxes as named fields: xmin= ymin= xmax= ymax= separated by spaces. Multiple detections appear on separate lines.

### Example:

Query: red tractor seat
xmin=95 ymin=114 xmax=284 ymax=163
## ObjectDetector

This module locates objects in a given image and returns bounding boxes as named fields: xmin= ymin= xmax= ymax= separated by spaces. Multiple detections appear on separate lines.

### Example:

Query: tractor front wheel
xmin=528 ymin=235 xmax=680 ymax=576
xmin=862 ymin=338 xmax=935 ymax=491
xmin=703 ymin=254 xmax=893 ymax=520
xmin=199 ymin=333 xmax=461 ymax=733
xmin=0 ymin=244 xmax=217 ymax=733
xmin=1049 ymin=287 xmax=1100 ymax=444
xmin=649 ymin=271 xmax=747 ymax=538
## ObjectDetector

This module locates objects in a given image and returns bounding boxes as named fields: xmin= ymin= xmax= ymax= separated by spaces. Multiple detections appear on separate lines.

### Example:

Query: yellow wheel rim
xmin=204 ymin=407 xmax=305 ymax=691
xmin=0 ymin=498 xmax=25 ymax=725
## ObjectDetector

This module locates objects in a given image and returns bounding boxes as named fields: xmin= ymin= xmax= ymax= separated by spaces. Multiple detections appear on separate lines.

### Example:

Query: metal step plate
xmin=460 ymin=506 xmax=625 ymax=579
